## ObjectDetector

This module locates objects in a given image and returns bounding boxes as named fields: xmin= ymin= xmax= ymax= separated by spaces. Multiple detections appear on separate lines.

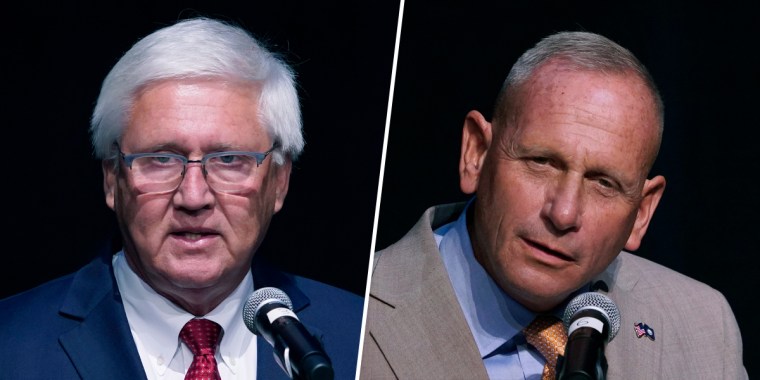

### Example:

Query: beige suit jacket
xmin=360 ymin=203 xmax=747 ymax=379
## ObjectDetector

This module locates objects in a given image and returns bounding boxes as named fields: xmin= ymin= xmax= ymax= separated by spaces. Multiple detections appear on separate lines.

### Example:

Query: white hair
xmin=90 ymin=17 xmax=303 ymax=164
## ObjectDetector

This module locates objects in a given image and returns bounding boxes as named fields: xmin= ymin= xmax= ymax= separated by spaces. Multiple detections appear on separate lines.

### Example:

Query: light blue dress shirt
xmin=434 ymin=200 xmax=569 ymax=380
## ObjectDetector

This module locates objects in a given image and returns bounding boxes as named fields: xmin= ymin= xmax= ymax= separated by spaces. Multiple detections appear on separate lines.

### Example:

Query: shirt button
xmin=156 ymin=356 xmax=165 ymax=366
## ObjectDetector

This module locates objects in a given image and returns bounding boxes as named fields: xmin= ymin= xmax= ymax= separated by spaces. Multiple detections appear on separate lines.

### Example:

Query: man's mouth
xmin=176 ymin=232 xmax=206 ymax=240
xmin=171 ymin=230 xmax=218 ymax=241
xmin=525 ymin=239 xmax=574 ymax=261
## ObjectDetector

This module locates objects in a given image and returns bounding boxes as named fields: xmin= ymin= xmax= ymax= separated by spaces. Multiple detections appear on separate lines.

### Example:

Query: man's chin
xmin=163 ymin=266 xmax=227 ymax=290
xmin=174 ymin=275 xmax=223 ymax=289
xmin=504 ymin=271 xmax=581 ymax=311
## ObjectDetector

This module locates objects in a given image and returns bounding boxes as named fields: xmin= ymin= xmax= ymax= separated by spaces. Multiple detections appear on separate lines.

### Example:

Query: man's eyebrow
xmin=129 ymin=142 xmax=248 ymax=153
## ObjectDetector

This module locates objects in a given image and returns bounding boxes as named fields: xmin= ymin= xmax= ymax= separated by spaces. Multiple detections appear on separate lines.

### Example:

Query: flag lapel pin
xmin=634 ymin=322 xmax=655 ymax=341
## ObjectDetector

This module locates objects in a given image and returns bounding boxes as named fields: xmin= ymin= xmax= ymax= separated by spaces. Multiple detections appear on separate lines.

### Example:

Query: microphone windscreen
xmin=562 ymin=292 xmax=621 ymax=341
xmin=242 ymin=287 xmax=294 ymax=335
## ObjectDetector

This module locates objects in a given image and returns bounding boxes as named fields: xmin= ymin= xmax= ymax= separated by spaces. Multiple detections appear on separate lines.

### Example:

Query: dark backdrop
xmin=3 ymin=1 xmax=400 ymax=298
xmin=377 ymin=1 xmax=757 ymax=375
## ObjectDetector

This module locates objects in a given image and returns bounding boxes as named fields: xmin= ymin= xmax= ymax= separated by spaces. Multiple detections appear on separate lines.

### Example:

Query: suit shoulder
xmin=615 ymin=252 xmax=734 ymax=313
xmin=0 ymin=274 xmax=76 ymax=324
xmin=621 ymin=252 xmax=719 ymax=292
xmin=0 ymin=273 xmax=81 ymax=359
xmin=608 ymin=253 xmax=746 ymax=378
xmin=292 ymin=274 xmax=364 ymax=310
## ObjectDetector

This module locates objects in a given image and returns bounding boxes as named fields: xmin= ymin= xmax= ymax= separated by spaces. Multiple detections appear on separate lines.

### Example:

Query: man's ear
xmin=625 ymin=175 xmax=666 ymax=251
xmin=459 ymin=110 xmax=492 ymax=194
xmin=103 ymin=160 xmax=117 ymax=210
xmin=272 ymin=159 xmax=292 ymax=214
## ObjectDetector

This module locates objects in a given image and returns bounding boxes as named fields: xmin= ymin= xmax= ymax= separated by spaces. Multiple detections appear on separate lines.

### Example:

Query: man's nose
xmin=542 ymin=175 xmax=583 ymax=233
xmin=173 ymin=163 xmax=215 ymax=210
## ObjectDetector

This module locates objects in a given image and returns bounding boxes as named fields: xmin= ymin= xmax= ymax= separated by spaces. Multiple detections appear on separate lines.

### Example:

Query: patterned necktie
xmin=179 ymin=318 xmax=223 ymax=380
xmin=523 ymin=315 xmax=568 ymax=380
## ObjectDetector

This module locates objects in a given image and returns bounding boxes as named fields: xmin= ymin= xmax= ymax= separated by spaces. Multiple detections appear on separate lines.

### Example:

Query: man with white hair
xmin=0 ymin=17 xmax=363 ymax=380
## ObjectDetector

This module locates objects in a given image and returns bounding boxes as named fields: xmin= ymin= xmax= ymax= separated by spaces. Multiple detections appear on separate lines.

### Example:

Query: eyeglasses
xmin=117 ymin=142 xmax=279 ymax=194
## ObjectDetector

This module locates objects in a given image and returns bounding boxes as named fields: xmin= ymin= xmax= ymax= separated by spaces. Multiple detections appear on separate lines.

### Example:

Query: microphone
xmin=242 ymin=287 xmax=334 ymax=380
xmin=557 ymin=292 xmax=621 ymax=380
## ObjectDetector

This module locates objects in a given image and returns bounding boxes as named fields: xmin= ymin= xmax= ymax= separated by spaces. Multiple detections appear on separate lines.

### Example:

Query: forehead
xmin=122 ymin=79 xmax=268 ymax=150
xmin=507 ymin=64 xmax=659 ymax=175
xmin=518 ymin=64 xmax=657 ymax=137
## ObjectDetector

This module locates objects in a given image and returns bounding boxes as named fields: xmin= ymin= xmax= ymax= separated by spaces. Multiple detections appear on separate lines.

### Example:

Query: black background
xmin=3 ymin=1 xmax=399 ymax=298
xmin=3 ymin=0 xmax=757 ymax=375
xmin=377 ymin=1 xmax=757 ymax=376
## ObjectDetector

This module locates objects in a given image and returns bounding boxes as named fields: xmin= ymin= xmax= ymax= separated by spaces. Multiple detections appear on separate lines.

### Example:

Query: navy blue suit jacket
xmin=0 ymin=247 xmax=363 ymax=380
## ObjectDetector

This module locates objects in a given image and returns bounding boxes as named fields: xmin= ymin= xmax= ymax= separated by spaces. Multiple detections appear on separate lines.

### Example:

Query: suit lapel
xmin=593 ymin=252 xmax=663 ymax=379
xmin=370 ymin=268 xmax=487 ymax=379
xmin=57 ymin=253 xmax=147 ymax=380
xmin=369 ymin=204 xmax=488 ymax=379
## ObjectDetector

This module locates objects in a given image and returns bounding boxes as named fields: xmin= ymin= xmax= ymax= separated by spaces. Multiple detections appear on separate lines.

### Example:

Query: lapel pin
xmin=634 ymin=322 xmax=655 ymax=341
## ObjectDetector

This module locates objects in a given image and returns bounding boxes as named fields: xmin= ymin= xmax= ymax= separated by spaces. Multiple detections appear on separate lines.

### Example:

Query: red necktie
xmin=523 ymin=315 xmax=568 ymax=380
xmin=179 ymin=318 xmax=223 ymax=380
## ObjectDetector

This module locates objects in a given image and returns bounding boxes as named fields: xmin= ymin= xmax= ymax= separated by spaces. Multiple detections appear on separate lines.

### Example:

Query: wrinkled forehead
xmin=502 ymin=65 xmax=661 ymax=170
xmin=121 ymin=79 xmax=270 ymax=151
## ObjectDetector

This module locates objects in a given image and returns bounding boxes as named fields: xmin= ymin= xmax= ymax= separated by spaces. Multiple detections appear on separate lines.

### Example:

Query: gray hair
xmin=494 ymin=31 xmax=664 ymax=139
xmin=90 ymin=17 xmax=303 ymax=165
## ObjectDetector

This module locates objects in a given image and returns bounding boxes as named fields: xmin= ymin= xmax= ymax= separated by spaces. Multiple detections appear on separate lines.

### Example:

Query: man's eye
xmin=529 ymin=156 xmax=550 ymax=165
xmin=597 ymin=178 xmax=614 ymax=188
xmin=143 ymin=156 xmax=177 ymax=166
xmin=218 ymin=155 xmax=240 ymax=164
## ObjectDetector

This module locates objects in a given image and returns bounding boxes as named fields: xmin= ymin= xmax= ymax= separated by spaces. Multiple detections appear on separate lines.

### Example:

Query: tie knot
xmin=523 ymin=315 xmax=567 ymax=380
xmin=180 ymin=318 xmax=222 ymax=356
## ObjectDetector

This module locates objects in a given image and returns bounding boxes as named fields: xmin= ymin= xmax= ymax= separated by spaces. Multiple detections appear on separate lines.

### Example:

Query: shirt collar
xmin=113 ymin=250 xmax=254 ymax=375
xmin=435 ymin=199 xmax=567 ymax=359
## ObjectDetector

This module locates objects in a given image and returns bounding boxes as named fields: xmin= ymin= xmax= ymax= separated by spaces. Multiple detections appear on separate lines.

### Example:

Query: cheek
xmin=115 ymin=182 xmax=139 ymax=227
xmin=223 ymin=202 xmax=259 ymax=236
xmin=476 ymin=170 xmax=542 ymax=252
xmin=115 ymin=182 xmax=171 ymax=247
xmin=582 ymin=206 xmax=638 ymax=263
xmin=489 ymin=172 xmax=545 ymax=220
xmin=218 ymin=190 xmax=275 ymax=251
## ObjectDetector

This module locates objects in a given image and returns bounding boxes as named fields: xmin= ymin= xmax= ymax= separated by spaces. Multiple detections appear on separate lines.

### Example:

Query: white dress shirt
xmin=113 ymin=251 xmax=257 ymax=379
